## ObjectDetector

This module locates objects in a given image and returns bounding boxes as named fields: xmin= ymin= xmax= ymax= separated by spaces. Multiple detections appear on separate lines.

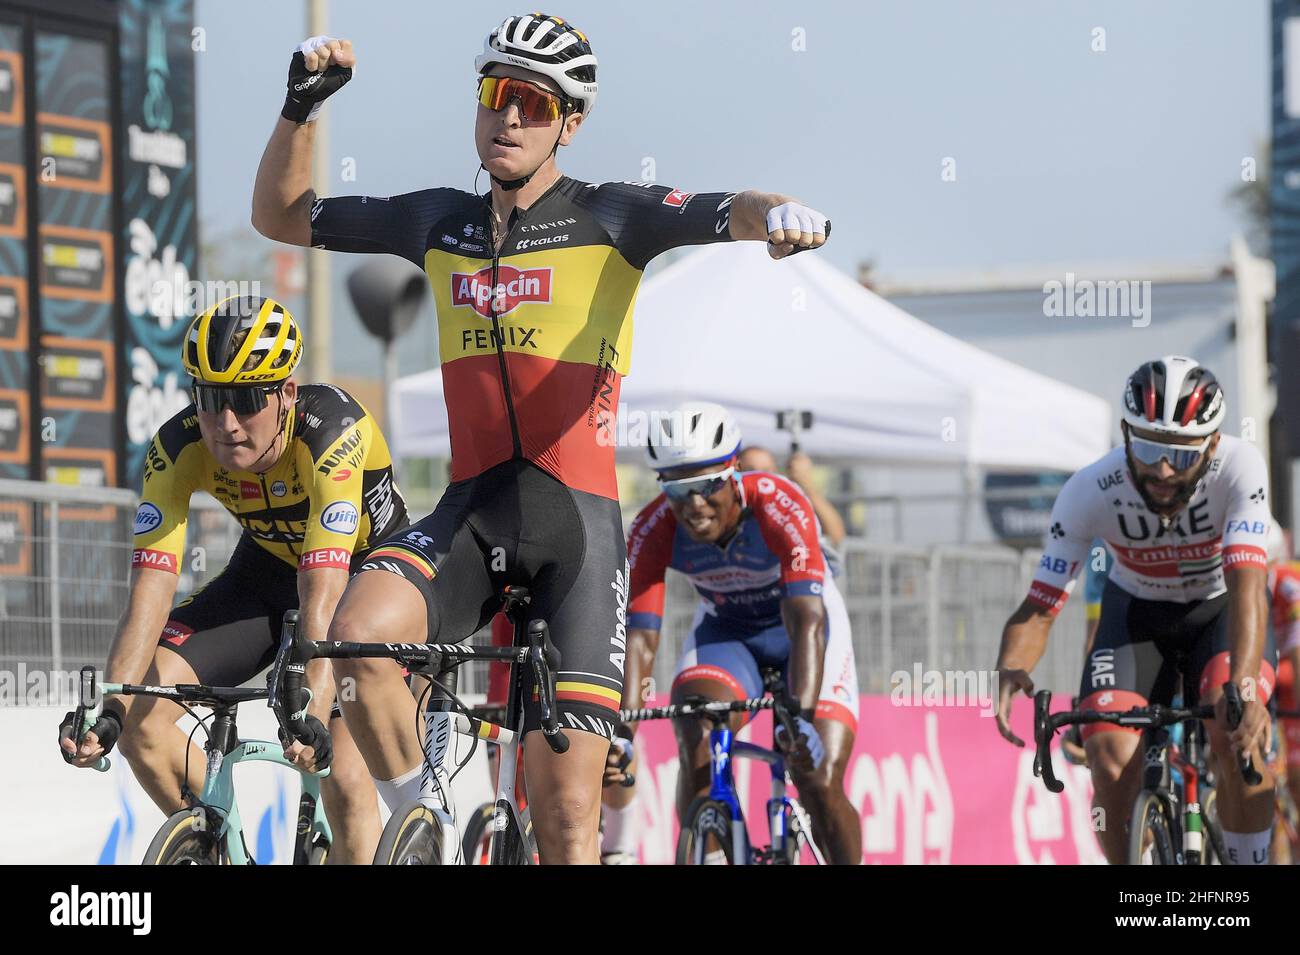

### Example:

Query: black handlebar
xmin=1033 ymin=690 xmax=1062 ymax=794
xmin=268 ymin=610 xmax=313 ymax=746
xmin=267 ymin=610 xmax=571 ymax=754
xmin=1032 ymin=688 xmax=1260 ymax=793
xmin=527 ymin=619 xmax=568 ymax=754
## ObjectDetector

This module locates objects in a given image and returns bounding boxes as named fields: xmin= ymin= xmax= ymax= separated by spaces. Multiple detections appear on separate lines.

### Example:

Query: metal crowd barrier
xmin=0 ymin=479 xmax=1085 ymax=706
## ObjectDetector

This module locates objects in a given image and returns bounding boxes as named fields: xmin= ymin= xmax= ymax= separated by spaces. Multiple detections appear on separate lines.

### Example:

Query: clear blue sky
xmin=194 ymin=0 xmax=1268 ymax=372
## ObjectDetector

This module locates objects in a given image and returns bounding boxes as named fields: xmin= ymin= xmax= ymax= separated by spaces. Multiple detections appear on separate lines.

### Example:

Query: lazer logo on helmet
xmin=451 ymin=266 xmax=552 ymax=318
xmin=320 ymin=502 xmax=359 ymax=535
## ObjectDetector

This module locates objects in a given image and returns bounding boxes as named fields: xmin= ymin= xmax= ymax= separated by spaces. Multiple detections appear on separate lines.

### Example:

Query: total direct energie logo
xmin=451 ymin=265 xmax=552 ymax=318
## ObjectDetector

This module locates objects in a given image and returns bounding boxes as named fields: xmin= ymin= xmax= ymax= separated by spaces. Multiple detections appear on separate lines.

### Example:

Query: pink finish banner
xmin=627 ymin=695 xmax=1104 ymax=864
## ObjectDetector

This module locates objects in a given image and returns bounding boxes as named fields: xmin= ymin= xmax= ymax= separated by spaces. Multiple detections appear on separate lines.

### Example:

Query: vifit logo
xmin=451 ymin=266 xmax=552 ymax=318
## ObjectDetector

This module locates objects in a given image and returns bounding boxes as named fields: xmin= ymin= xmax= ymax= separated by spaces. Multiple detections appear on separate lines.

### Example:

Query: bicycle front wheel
xmin=143 ymin=810 xmax=227 ymax=865
xmin=461 ymin=803 xmax=495 ymax=865
xmin=1128 ymin=791 xmax=1176 ymax=865
xmin=676 ymin=797 xmax=738 ymax=865
xmin=374 ymin=802 xmax=444 ymax=865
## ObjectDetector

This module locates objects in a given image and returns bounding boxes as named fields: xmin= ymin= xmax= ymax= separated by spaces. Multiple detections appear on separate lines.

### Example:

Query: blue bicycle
xmin=620 ymin=669 xmax=825 ymax=865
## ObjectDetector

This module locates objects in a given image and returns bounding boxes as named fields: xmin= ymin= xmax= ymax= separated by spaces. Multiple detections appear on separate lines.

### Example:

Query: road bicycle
xmin=620 ymin=667 xmax=825 ymax=865
xmin=67 ymin=666 xmax=331 ymax=865
xmin=270 ymin=585 xmax=565 ymax=865
xmin=1033 ymin=681 xmax=1259 ymax=865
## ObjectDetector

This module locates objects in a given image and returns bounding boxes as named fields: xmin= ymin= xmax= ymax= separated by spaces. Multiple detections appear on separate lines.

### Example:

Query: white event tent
xmin=390 ymin=241 xmax=1110 ymax=471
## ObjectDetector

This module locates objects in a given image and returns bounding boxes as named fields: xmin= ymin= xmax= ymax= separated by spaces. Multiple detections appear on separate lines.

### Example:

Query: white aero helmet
xmin=474 ymin=13 xmax=598 ymax=117
xmin=645 ymin=401 xmax=742 ymax=472
xmin=1268 ymin=519 xmax=1289 ymax=565
xmin=1120 ymin=355 xmax=1225 ymax=439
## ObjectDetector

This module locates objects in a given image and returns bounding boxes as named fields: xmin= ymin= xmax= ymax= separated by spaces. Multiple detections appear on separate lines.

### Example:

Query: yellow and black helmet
xmin=183 ymin=295 xmax=302 ymax=386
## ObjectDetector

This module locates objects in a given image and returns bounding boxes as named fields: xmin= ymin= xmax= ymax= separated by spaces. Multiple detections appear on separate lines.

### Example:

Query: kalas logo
xmin=451 ymin=266 xmax=552 ymax=319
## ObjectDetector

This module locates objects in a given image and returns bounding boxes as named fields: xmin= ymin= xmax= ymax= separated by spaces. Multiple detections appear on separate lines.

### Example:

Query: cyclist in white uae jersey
xmin=994 ymin=357 xmax=1278 ymax=864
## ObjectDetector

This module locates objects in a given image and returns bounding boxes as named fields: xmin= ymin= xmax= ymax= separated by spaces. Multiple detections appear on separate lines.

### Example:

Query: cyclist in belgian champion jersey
xmin=250 ymin=13 xmax=831 ymax=863
xmin=59 ymin=296 xmax=409 ymax=864
xmin=994 ymin=357 xmax=1277 ymax=864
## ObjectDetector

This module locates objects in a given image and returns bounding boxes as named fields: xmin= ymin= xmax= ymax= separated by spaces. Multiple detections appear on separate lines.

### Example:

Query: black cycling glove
xmin=282 ymin=36 xmax=353 ymax=124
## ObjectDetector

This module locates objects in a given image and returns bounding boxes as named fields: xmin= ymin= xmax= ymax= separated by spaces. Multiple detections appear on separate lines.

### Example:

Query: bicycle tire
xmin=1127 ymin=790 xmax=1176 ymax=865
xmin=373 ymin=802 xmax=444 ymax=865
xmin=676 ymin=797 xmax=737 ymax=865
xmin=461 ymin=802 xmax=495 ymax=865
xmin=142 ymin=809 xmax=226 ymax=865
xmin=1202 ymin=789 xmax=1226 ymax=865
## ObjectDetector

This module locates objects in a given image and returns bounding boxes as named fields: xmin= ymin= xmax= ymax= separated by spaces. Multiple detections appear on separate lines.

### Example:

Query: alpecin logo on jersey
xmin=451 ymin=265 xmax=552 ymax=319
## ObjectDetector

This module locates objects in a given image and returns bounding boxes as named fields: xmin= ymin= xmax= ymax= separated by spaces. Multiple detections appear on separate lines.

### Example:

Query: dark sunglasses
xmin=192 ymin=383 xmax=281 ymax=415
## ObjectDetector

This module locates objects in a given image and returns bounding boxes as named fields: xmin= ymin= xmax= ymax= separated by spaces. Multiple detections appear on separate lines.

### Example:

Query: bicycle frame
xmin=405 ymin=694 xmax=533 ymax=864
xmin=702 ymin=721 xmax=825 ymax=865
xmin=1135 ymin=715 xmax=1213 ymax=865
xmin=186 ymin=712 xmax=332 ymax=866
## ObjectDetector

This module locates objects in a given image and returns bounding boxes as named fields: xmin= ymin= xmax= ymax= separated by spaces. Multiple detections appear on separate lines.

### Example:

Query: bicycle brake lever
xmin=1221 ymin=682 xmax=1263 ymax=786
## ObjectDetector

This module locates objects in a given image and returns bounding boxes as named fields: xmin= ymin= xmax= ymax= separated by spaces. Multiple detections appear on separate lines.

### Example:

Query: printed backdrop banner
xmin=629 ymin=696 xmax=1104 ymax=865
xmin=118 ymin=0 xmax=198 ymax=490
xmin=0 ymin=696 xmax=1102 ymax=865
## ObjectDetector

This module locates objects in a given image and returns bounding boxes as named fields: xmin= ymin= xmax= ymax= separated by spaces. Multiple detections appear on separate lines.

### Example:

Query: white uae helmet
xmin=645 ymin=401 xmax=742 ymax=472
xmin=1120 ymin=356 xmax=1225 ymax=439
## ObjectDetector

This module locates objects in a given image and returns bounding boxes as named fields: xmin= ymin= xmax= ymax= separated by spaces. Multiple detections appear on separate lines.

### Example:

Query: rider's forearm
xmin=103 ymin=569 xmax=179 ymax=712
xmin=621 ymin=628 xmax=661 ymax=722
xmin=1226 ymin=566 xmax=1268 ymax=692
xmin=297 ymin=567 xmax=348 ymax=720
xmin=727 ymin=190 xmax=798 ymax=241
xmin=781 ymin=596 xmax=825 ymax=713
xmin=252 ymin=117 xmax=317 ymax=246
xmin=996 ymin=599 xmax=1054 ymax=673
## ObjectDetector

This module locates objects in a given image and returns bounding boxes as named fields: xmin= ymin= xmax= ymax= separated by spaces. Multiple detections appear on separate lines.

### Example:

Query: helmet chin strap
xmin=248 ymin=390 xmax=289 ymax=474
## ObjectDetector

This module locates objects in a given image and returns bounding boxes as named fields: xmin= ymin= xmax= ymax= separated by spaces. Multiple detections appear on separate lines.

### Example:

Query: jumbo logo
xmin=451 ymin=265 xmax=552 ymax=318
